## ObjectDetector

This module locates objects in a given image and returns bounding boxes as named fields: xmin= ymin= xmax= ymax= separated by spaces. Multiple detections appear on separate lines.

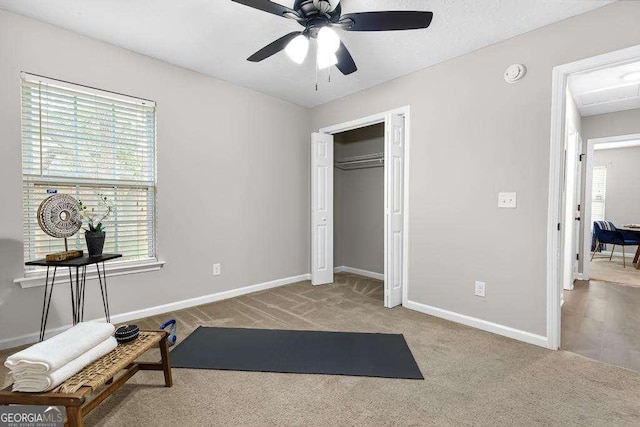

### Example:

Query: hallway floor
xmin=562 ymin=279 xmax=640 ymax=372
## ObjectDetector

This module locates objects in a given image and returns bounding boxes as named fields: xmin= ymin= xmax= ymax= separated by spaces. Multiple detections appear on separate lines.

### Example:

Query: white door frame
xmin=561 ymin=124 xmax=580 ymax=291
xmin=580 ymin=138 xmax=595 ymax=282
xmin=573 ymin=132 xmax=584 ymax=281
xmin=319 ymin=105 xmax=411 ymax=306
xmin=547 ymin=44 xmax=640 ymax=350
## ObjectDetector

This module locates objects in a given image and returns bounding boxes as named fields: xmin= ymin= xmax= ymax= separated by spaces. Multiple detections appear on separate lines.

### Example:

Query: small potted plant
xmin=78 ymin=194 xmax=114 ymax=257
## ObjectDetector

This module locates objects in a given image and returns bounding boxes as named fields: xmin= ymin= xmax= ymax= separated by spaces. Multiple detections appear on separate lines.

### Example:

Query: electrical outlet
xmin=498 ymin=192 xmax=517 ymax=208
xmin=475 ymin=281 xmax=486 ymax=298
xmin=213 ymin=263 xmax=221 ymax=276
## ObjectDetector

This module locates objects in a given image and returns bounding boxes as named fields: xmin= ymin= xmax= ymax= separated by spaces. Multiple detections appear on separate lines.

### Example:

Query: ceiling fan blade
xmin=335 ymin=41 xmax=357 ymax=75
xmin=247 ymin=32 xmax=302 ymax=62
xmin=340 ymin=11 xmax=433 ymax=31
xmin=231 ymin=0 xmax=298 ymax=19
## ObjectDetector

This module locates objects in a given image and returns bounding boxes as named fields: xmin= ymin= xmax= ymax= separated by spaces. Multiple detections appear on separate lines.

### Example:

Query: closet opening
xmin=311 ymin=106 xmax=410 ymax=308
xmin=334 ymin=123 xmax=385 ymax=304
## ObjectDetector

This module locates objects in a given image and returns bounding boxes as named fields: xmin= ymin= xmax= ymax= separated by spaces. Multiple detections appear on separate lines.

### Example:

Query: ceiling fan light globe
xmin=285 ymin=35 xmax=309 ymax=64
xmin=317 ymin=26 xmax=340 ymax=53
xmin=317 ymin=51 xmax=338 ymax=70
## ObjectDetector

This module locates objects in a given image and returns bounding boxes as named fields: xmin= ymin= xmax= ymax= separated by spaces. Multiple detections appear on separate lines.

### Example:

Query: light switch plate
xmin=498 ymin=192 xmax=517 ymax=208
xmin=475 ymin=281 xmax=486 ymax=298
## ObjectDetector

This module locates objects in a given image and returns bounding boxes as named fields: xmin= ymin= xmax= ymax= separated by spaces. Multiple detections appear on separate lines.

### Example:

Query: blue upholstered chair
xmin=591 ymin=221 xmax=640 ymax=268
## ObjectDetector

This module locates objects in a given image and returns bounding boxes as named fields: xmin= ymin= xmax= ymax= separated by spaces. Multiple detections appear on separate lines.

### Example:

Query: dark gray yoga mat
xmin=170 ymin=326 xmax=424 ymax=380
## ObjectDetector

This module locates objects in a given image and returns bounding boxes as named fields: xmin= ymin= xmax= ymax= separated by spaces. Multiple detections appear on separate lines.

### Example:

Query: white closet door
xmin=311 ymin=132 xmax=334 ymax=285
xmin=385 ymin=114 xmax=405 ymax=307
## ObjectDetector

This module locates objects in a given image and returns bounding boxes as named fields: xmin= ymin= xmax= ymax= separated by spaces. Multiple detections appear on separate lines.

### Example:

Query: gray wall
xmin=594 ymin=147 xmax=640 ymax=232
xmin=334 ymin=124 xmax=384 ymax=274
xmin=583 ymin=108 xmax=640 ymax=141
xmin=0 ymin=10 xmax=310 ymax=344
xmin=311 ymin=1 xmax=640 ymax=336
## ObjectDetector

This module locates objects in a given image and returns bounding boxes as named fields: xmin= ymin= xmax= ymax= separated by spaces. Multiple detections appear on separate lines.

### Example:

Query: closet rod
xmin=335 ymin=158 xmax=384 ymax=170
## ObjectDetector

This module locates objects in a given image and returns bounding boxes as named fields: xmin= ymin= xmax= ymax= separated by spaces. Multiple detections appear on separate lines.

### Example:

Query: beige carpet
xmin=3 ymin=273 xmax=640 ymax=426
xmin=590 ymin=256 xmax=640 ymax=287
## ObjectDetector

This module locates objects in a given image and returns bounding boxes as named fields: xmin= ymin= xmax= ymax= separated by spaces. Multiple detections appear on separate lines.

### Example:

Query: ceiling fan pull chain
xmin=315 ymin=52 xmax=319 ymax=91
xmin=328 ymin=66 xmax=331 ymax=83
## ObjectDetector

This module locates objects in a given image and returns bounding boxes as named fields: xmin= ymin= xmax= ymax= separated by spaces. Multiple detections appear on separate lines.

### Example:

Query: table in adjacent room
xmin=619 ymin=226 xmax=640 ymax=270
xmin=26 ymin=254 xmax=122 ymax=341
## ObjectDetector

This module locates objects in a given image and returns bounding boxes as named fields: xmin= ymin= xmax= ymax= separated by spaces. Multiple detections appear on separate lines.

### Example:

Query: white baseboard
xmin=593 ymin=250 xmax=636 ymax=259
xmin=611 ymin=251 xmax=636 ymax=259
xmin=334 ymin=266 xmax=384 ymax=281
xmin=0 ymin=273 xmax=311 ymax=351
xmin=404 ymin=299 xmax=549 ymax=349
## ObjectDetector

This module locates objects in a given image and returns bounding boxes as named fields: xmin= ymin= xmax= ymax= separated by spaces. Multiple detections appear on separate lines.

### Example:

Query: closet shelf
xmin=335 ymin=152 xmax=384 ymax=170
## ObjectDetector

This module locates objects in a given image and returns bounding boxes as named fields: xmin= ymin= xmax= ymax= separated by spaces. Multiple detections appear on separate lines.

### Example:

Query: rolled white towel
xmin=11 ymin=336 xmax=117 ymax=392
xmin=5 ymin=322 xmax=115 ymax=375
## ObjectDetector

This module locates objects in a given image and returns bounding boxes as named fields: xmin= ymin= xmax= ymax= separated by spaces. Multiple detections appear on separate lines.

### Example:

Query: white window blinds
xmin=591 ymin=166 xmax=607 ymax=226
xmin=21 ymin=74 xmax=157 ymax=267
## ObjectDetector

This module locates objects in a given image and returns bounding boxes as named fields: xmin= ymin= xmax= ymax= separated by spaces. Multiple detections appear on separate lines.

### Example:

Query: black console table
xmin=26 ymin=254 xmax=122 ymax=341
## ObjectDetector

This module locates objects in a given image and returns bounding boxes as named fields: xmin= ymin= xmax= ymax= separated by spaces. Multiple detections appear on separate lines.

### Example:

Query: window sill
xmin=14 ymin=258 xmax=165 ymax=289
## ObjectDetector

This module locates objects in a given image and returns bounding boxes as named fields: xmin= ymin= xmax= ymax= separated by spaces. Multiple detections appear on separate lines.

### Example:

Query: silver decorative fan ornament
xmin=37 ymin=194 xmax=83 ymax=254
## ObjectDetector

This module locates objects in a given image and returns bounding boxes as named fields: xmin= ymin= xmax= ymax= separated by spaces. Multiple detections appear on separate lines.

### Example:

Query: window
xmin=591 ymin=166 xmax=607 ymax=225
xmin=21 ymin=74 xmax=157 ymax=269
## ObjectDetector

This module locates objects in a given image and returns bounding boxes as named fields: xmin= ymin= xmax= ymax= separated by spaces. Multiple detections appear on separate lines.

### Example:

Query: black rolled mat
xmin=169 ymin=326 xmax=423 ymax=380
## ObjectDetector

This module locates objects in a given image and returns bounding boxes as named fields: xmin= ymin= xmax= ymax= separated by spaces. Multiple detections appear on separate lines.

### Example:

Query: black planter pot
xmin=85 ymin=231 xmax=106 ymax=257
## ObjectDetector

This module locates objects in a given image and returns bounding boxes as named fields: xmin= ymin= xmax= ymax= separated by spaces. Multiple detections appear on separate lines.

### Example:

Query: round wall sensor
xmin=504 ymin=64 xmax=527 ymax=84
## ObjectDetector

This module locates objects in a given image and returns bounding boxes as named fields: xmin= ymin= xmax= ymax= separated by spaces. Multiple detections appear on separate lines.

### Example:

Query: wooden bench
xmin=0 ymin=330 xmax=172 ymax=427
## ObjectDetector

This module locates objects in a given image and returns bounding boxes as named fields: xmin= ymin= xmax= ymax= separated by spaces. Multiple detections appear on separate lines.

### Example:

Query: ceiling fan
xmin=232 ymin=0 xmax=433 ymax=76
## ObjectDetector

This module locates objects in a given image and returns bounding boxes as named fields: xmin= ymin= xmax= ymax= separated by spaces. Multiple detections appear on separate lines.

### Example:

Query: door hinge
xmin=576 ymin=253 xmax=580 ymax=261
xmin=557 ymin=223 xmax=561 ymax=231
xmin=579 ymin=154 xmax=585 ymax=162
xmin=577 ymin=204 xmax=581 ymax=212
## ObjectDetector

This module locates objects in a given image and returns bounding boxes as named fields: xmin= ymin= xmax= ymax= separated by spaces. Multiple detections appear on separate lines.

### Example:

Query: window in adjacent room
xmin=591 ymin=165 xmax=607 ymax=225
xmin=21 ymin=73 xmax=157 ymax=269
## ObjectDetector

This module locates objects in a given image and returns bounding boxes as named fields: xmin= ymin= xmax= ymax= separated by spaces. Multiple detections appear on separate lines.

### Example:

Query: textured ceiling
xmin=0 ymin=0 xmax=614 ymax=107
xmin=569 ymin=60 xmax=640 ymax=116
